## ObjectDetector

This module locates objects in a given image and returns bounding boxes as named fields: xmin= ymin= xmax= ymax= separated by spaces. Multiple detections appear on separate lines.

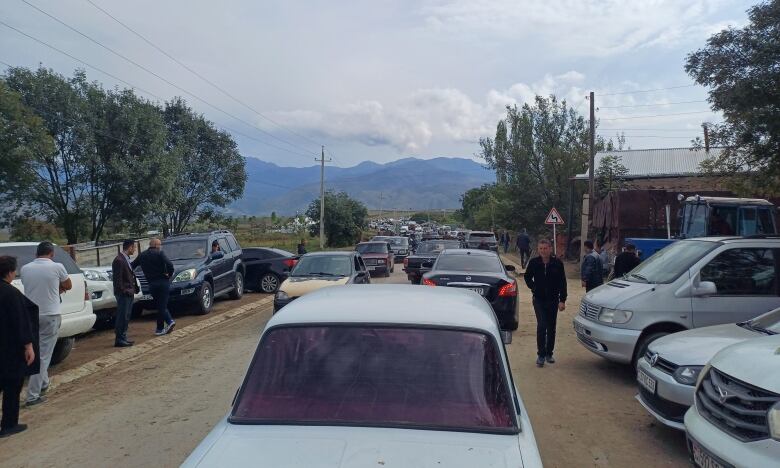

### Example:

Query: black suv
xmin=136 ymin=230 xmax=245 ymax=315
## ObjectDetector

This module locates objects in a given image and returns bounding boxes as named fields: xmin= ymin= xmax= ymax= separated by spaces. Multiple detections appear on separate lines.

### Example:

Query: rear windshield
xmin=469 ymin=233 xmax=496 ymax=240
xmin=356 ymin=243 xmax=388 ymax=254
xmin=417 ymin=241 xmax=460 ymax=254
xmin=0 ymin=245 xmax=81 ymax=275
xmin=389 ymin=238 xmax=408 ymax=246
xmin=626 ymin=240 xmax=717 ymax=284
xmin=231 ymin=326 xmax=516 ymax=433
xmin=435 ymin=254 xmax=503 ymax=272
xmin=162 ymin=240 xmax=207 ymax=260
xmin=291 ymin=255 xmax=352 ymax=277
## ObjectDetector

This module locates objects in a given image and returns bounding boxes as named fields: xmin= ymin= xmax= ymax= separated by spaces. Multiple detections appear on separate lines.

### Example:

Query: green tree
xmin=595 ymin=155 xmax=629 ymax=198
xmin=306 ymin=191 xmax=367 ymax=247
xmin=685 ymin=0 xmax=780 ymax=195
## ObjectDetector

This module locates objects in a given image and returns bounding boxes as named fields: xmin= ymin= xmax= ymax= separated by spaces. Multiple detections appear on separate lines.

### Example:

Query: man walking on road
xmin=516 ymin=229 xmax=531 ymax=268
xmin=524 ymin=239 xmax=567 ymax=367
xmin=21 ymin=242 xmax=71 ymax=406
xmin=132 ymin=239 xmax=175 ymax=336
xmin=581 ymin=240 xmax=603 ymax=292
xmin=613 ymin=243 xmax=641 ymax=278
xmin=112 ymin=240 xmax=139 ymax=347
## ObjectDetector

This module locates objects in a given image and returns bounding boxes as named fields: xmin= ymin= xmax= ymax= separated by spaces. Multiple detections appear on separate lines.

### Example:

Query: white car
xmin=637 ymin=307 xmax=780 ymax=430
xmin=83 ymin=265 xmax=143 ymax=327
xmin=684 ymin=333 xmax=780 ymax=468
xmin=183 ymin=285 xmax=542 ymax=468
xmin=0 ymin=242 xmax=95 ymax=364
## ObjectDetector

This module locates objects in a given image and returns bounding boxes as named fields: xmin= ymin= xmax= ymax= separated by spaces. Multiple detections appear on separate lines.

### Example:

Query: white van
xmin=0 ymin=242 xmax=95 ymax=364
xmin=573 ymin=237 xmax=780 ymax=369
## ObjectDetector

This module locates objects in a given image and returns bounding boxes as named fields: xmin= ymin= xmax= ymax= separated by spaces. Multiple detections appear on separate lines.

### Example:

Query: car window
xmin=435 ymin=253 xmax=503 ymax=272
xmin=353 ymin=256 xmax=361 ymax=271
xmin=0 ymin=245 xmax=81 ymax=275
xmin=291 ymin=256 xmax=352 ymax=277
xmin=708 ymin=205 xmax=737 ymax=236
xmin=683 ymin=203 xmax=708 ymax=238
xmin=227 ymin=234 xmax=240 ymax=251
xmin=700 ymin=248 xmax=777 ymax=296
xmin=356 ymin=243 xmax=387 ymax=254
xmin=358 ymin=256 xmax=367 ymax=271
xmin=217 ymin=238 xmax=231 ymax=253
xmin=231 ymin=326 xmax=516 ymax=433
xmin=417 ymin=241 xmax=460 ymax=253
xmin=163 ymin=240 xmax=208 ymax=260
xmin=626 ymin=240 xmax=717 ymax=284
xmin=757 ymin=208 xmax=776 ymax=234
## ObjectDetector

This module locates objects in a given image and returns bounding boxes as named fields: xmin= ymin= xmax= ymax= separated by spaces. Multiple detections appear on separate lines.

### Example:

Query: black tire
xmin=258 ymin=272 xmax=280 ymax=294
xmin=632 ymin=332 xmax=669 ymax=372
xmin=131 ymin=303 xmax=145 ymax=319
xmin=195 ymin=281 xmax=214 ymax=315
xmin=229 ymin=271 xmax=244 ymax=300
xmin=50 ymin=337 xmax=74 ymax=366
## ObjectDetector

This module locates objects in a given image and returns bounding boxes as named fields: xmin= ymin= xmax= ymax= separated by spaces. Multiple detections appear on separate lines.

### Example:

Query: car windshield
xmin=291 ymin=256 xmax=352 ymax=277
xmin=231 ymin=326 xmax=516 ymax=433
xmin=356 ymin=243 xmax=387 ymax=254
xmin=746 ymin=308 xmax=780 ymax=334
xmin=469 ymin=233 xmax=496 ymax=242
xmin=389 ymin=238 xmax=408 ymax=246
xmin=0 ymin=245 xmax=81 ymax=275
xmin=417 ymin=241 xmax=460 ymax=254
xmin=162 ymin=240 xmax=208 ymax=260
xmin=626 ymin=240 xmax=717 ymax=284
xmin=435 ymin=253 xmax=503 ymax=272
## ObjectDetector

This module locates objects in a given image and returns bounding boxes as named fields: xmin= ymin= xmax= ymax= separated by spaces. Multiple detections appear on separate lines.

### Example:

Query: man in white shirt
xmin=20 ymin=242 xmax=71 ymax=406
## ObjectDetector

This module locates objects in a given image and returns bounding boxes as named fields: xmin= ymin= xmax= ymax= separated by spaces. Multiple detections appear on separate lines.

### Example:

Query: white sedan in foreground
xmin=183 ymin=285 xmax=542 ymax=468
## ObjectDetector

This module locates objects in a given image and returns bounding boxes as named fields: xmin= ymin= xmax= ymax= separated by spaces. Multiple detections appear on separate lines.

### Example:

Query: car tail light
xmin=84 ymin=280 xmax=89 ymax=302
xmin=422 ymin=278 xmax=436 ymax=286
xmin=283 ymin=258 xmax=298 ymax=269
xmin=498 ymin=281 xmax=517 ymax=297
xmin=403 ymin=258 xmax=409 ymax=267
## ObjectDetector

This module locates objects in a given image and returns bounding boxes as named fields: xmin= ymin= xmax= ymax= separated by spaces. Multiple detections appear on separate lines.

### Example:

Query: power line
xmin=83 ymin=0 xmax=322 ymax=153
xmin=600 ymin=134 xmax=695 ymax=139
xmin=599 ymin=84 xmax=697 ymax=96
xmin=598 ymin=110 xmax=715 ymax=121
xmin=20 ymin=0 xmax=318 ymax=157
xmin=599 ymin=99 xmax=707 ymax=109
xmin=0 ymin=25 xmax=313 ymax=159
xmin=599 ymin=127 xmax=713 ymax=132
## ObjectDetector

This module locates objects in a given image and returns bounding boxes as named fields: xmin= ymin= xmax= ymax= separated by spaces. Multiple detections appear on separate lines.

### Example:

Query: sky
xmin=0 ymin=0 xmax=754 ymax=167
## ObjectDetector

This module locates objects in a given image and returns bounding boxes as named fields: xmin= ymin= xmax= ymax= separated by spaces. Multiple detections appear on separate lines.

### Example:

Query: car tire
xmin=131 ymin=303 xmax=145 ymax=319
xmin=259 ymin=273 xmax=280 ymax=294
xmin=195 ymin=282 xmax=214 ymax=315
xmin=229 ymin=271 xmax=244 ymax=300
xmin=50 ymin=337 xmax=75 ymax=366
xmin=632 ymin=332 xmax=669 ymax=372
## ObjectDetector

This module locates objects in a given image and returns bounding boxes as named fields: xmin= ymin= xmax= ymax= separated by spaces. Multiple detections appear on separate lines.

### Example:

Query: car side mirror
xmin=693 ymin=281 xmax=717 ymax=297
xmin=422 ymin=261 xmax=434 ymax=269
xmin=505 ymin=264 xmax=516 ymax=272
xmin=210 ymin=251 xmax=224 ymax=260
xmin=501 ymin=331 xmax=513 ymax=345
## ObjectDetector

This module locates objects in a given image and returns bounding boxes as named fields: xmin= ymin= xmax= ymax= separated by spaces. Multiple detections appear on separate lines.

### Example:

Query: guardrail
xmin=64 ymin=238 xmax=151 ymax=267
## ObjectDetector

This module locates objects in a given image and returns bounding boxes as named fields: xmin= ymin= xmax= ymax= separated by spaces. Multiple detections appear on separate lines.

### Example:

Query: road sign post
xmin=544 ymin=207 xmax=565 ymax=256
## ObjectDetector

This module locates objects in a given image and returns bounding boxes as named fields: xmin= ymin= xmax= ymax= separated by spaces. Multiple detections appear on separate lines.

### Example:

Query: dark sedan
xmin=404 ymin=240 xmax=461 ymax=284
xmin=421 ymin=249 xmax=518 ymax=331
xmin=243 ymin=247 xmax=298 ymax=293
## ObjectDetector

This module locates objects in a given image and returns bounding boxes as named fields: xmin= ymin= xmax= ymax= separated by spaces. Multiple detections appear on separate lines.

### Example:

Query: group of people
xmin=581 ymin=240 xmax=641 ymax=291
xmin=496 ymin=229 xmax=532 ymax=266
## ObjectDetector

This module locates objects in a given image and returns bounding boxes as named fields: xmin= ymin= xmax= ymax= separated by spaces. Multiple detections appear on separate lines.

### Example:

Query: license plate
xmin=690 ymin=439 xmax=726 ymax=468
xmin=140 ymin=294 xmax=153 ymax=301
xmin=468 ymin=287 xmax=485 ymax=295
xmin=637 ymin=369 xmax=657 ymax=394
xmin=367 ymin=266 xmax=376 ymax=270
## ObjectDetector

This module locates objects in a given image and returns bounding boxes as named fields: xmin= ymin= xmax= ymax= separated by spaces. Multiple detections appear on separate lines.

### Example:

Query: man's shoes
xmin=546 ymin=355 xmax=556 ymax=364
xmin=25 ymin=396 xmax=46 ymax=407
xmin=536 ymin=356 xmax=545 ymax=367
xmin=114 ymin=340 xmax=133 ymax=348
xmin=40 ymin=385 xmax=49 ymax=395
xmin=164 ymin=321 xmax=176 ymax=335
xmin=0 ymin=424 xmax=28 ymax=438
xmin=154 ymin=329 xmax=166 ymax=336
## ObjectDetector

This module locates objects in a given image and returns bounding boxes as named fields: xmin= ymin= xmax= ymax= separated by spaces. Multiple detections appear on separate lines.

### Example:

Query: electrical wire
xmin=598 ymin=84 xmax=697 ymax=96
xmin=83 ymin=0 xmax=322 ymax=153
xmin=599 ymin=100 xmax=707 ymax=109
xmin=598 ymin=110 xmax=715 ymax=121
xmin=598 ymin=127 xmax=712 ymax=132
xmin=20 ymin=0 xmax=318 ymax=157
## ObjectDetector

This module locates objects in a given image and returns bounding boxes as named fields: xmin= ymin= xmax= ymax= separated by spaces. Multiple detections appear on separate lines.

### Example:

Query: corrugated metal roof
xmin=574 ymin=147 xmax=724 ymax=180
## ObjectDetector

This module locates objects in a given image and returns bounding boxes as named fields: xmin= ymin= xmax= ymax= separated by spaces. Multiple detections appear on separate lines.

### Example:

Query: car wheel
xmin=195 ymin=282 xmax=213 ymax=315
xmin=50 ymin=337 xmax=75 ymax=366
xmin=229 ymin=271 xmax=244 ymax=300
xmin=632 ymin=332 xmax=669 ymax=372
xmin=259 ymin=273 xmax=280 ymax=294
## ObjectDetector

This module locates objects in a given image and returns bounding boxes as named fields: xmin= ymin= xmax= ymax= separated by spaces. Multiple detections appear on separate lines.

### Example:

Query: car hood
xmin=279 ymin=276 xmax=350 ymax=297
xmin=709 ymin=334 xmax=780 ymax=393
xmin=648 ymin=324 xmax=758 ymax=366
xmin=183 ymin=423 xmax=524 ymax=468
xmin=583 ymin=279 xmax=657 ymax=309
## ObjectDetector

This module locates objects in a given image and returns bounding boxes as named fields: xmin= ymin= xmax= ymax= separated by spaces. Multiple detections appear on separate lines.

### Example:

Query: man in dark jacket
xmin=132 ymin=238 xmax=175 ymax=336
xmin=516 ymin=229 xmax=531 ymax=268
xmin=581 ymin=240 xmax=603 ymax=292
xmin=112 ymin=239 xmax=139 ymax=347
xmin=613 ymin=243 xmax=641 ymax=278
xmin=523 ymin=239 xmax=567 ymax=367
xmin=0 ymin=256 xmax=37 ymax=438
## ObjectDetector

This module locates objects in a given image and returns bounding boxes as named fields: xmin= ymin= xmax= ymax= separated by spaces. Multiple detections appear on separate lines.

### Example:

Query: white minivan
xmin=0 ymin=242 xmax=95 ymax=364
xmin=573 ymin=237 xmax=780 ymax=369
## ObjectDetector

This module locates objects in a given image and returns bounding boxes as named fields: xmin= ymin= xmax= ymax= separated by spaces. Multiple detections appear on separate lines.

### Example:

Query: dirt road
xmin=0 ymin=266 xmax=689 ymax=467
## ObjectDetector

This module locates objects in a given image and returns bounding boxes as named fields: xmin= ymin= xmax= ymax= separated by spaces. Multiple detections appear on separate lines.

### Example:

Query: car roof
xmin=685 ymin=196 xmax=773 ymax=206
xmin=0 ymin=242 xmax=46 ymax=247
xmin=358 ymin=241 xmax=387 ymax=245
xmin=439 ymin=248 xmax=498 ymax=257
xmin=468 ymin=231 xmax=495 ymax=235
xmin=269 ymin=285 xmax=499 ymax=333
xmin=684 ymin=236 xmax=780 ymax=244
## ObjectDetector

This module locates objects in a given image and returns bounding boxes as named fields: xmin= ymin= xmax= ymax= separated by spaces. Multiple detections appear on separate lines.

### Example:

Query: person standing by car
xmin=516 ymin=229 xmax=531 ymax=268
xmin=523 ymin=239 xmax=567 ymax=367
xmin=0 ymin=256 xmax=37 ymax=437
xmin=581 ymin=240 xmax=603 ymax=292
xmin=112 ymin=240 xmax=138 ymax=348
xmin=21 ymin=241 xmax=71 ymax=407
xmin=613 ymin=243 xmax=641 ymax=278
xmin=297 ymin=239 xmax=307 ymax=255
xmin=132 ymin=238 xmax=175 ymax=336
xmin=502 ymin=231 xmax=510 ymax=253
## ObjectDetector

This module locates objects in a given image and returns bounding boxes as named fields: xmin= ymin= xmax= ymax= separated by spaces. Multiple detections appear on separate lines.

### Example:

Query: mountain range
xmin=229 ymin=157 xmax=495 ymax=215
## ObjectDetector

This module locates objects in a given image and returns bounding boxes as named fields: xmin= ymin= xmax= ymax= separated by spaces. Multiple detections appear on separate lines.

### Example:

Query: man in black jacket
xmin=132 ymin=239 xmax=175 ymax=336
xmin=0 ymin=256 xmax=37 ymax=438
xmin=613 ymin=243 xmax=641 ymax=278
xmin=112 ymin=239 xmax=139 ymax=347
xmin=523 ymin=239 xmax=567 ymax=367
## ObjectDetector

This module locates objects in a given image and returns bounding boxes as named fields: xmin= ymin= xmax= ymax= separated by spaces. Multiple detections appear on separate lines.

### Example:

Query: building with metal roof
xmin=574 ymin=147 xmax=724 ymax=180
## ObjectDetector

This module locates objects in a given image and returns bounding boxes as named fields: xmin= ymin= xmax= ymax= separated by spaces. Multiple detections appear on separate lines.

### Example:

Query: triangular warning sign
xmin=545 ymin=207 xmax=564 ymax=225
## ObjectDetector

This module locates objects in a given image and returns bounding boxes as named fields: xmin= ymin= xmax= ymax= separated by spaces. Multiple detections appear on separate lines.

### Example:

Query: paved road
xmin=0 ymin=263 xmax=689 ymax=467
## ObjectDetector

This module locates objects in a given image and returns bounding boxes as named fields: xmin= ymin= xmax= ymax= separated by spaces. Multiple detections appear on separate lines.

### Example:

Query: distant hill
xmin=229 ymin=157 xmax=495 ymax=215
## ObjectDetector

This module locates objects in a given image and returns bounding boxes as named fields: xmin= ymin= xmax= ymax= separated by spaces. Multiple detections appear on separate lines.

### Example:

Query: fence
xmin=64 ymin=238 xmax=151 ymax=267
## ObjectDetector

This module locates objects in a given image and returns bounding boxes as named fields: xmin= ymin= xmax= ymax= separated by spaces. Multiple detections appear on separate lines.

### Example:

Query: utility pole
xmin=378 ymin=192 xmax=384 ymax=219
xmin=316 ymin=146 xmax=331 ymax=249
xmin=702 ymin=123 xmax=710 ymax=152
xmin=587 ymin=91 xmax=596 ymax=243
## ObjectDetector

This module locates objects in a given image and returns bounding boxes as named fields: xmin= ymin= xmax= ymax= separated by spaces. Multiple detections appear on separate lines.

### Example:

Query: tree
xmin=306 ymin=191 xmax=367 ymax=247
xmin=595 ymin=155 xmax=629 ymax=198
xmin=685 ymin=0 xmax=780 ymax=196
xmin=158 ymin=98 xmax=247 ymax=234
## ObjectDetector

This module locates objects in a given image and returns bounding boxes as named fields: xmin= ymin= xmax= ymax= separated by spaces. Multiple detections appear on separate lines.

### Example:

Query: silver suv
xmin=573 ymin=236 xmax=780 ymax=369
